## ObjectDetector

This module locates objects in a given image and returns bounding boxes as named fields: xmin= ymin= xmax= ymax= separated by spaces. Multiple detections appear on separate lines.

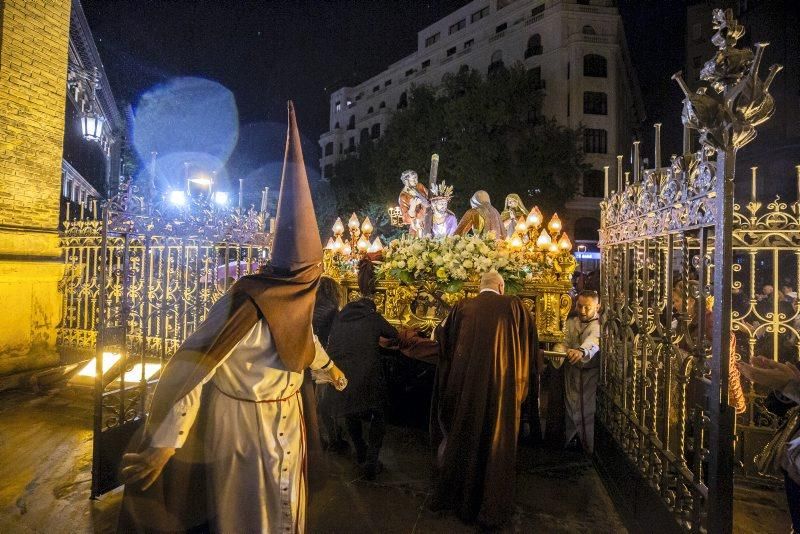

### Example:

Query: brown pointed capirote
xmin=270 ymin=100 xmax=322 ymax=272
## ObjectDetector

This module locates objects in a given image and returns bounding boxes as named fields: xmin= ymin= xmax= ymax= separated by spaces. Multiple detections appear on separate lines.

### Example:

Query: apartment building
xmin=319 ymin=0 xmax=644 ymax=240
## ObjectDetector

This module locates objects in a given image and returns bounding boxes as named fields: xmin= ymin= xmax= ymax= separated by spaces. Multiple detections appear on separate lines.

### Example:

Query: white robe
xmin=563 ymin=315 xmax=600 ymax=453
xmin=150 ymin=319 xmax=331 ymax=533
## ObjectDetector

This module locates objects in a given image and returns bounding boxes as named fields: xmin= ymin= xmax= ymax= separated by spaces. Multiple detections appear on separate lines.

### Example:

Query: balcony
xmin=524 ymin=13 xmax=544 ymax=26
xmin=489 ymin=31 xmax=506 ymax=43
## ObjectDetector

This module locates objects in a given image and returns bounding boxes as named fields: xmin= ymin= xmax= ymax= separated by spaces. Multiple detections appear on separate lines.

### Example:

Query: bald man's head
xmin=480 ymin=271 xmax=505 ymax=294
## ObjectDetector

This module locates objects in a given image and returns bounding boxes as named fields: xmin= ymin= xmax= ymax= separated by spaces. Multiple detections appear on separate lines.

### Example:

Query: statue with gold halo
xmin=500 ymin=193 xmax=528 ymax=238
xmin=398 ymin=170 xmax=430 ymax=237
xmin=425 ymin=181 xmax=457 ymax=239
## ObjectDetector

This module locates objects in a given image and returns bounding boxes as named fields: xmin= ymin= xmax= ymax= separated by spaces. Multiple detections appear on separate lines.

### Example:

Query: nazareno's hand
xmin=738 ymin=357 xmax=799 ymax=391
xmin=121 ymin=447 xmax=176 ymax=490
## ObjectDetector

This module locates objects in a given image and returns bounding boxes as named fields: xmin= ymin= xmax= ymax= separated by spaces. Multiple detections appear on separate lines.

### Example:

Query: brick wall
xmin=0 ymin=0 xmax=71 ymax=236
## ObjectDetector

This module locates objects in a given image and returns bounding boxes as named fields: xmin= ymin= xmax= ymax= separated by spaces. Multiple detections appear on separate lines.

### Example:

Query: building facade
xmin=319 ymin=0 xmax=644 ymax=241
xmin=686 ymin=0 xmax=799 ymax=202
xmin=0 ymin=0 xmax=121 ymax=378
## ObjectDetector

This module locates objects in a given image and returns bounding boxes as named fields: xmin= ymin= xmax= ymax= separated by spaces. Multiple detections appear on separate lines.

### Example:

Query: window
xmin=338 ymin=143 xmax=343 ymax=154
xmin=397 ymin=92 xmax=408 ymax=110
xmin=583 ymin=54 xmax=607 ymax=77
xmin=323 ymin=164 xmax=334 ymax=179
xmin=335 ymin=101 xmax=341 ymax=112
xmin=347 ymin=115 xmax=355 ymax=130
xmin=582 ymin=170 xmax=604 ymax=198
xmin=524 ymin=34 xmax=542 ymax=58
xmin=582 ymin=25 xmax=596 ymax=35
xmin=355 ymin=92 xmax=363 ymax=101
xmin=447 ymin=46 xmax=457 ymax=57
xmin=373 ymin=85 xmax=380 ymax=93
xmin=488 ymin=50 xmax=504 ymax=76
xmin=471 ymin=6 xmax=489 ymax=23
xmin=531 ymin=4 xmax=544 ymax=17
xmin=359 ymin=128 xmax=369 ymax=145
xmin=346 ymin=99 xmax=353 ymax=108
xmin=348 ymin=137 xmax=355 ymax=152
xmin=334 ymin=121 xmax=340 ymax=129
xmin=583 ymin=91 xmax=607 ymax=115
xmin=449 ymin=19 xmax=466 ymax=34
xmin=324 ymin=142 xmax=333 ymax=156
xmin=422 ymin=59 xmax=431 ymax=69
xmin=584 ymin=129 xmax=607 ymax=154
xmin=497 ymin=0 xmax=515 ymax=8
xmin=425 ymin=32 xmax=440 ymax=47
xmin=405 ymin=68 xmax=416 ymax=77
xmin=367 ymin=106 xmax=374 ymax=114
xmin=371 ymin=123 xmax=381 ymax=139
xmin=464 ymin=39 xmax=474 ymax=49
xmin=496 ymin=23 xmax=507 ymax=33
xmin=384 ymin=79 xmax=392 ymax=87
xmin=379 ymin=101 xmax=386 ymax=109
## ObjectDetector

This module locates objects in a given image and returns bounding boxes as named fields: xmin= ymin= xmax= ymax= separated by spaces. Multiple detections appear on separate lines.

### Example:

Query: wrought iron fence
xmin=58 ymin=178 xmax=272 ymax=497
xmin=597 ymin=9 xmax=782 ymax=533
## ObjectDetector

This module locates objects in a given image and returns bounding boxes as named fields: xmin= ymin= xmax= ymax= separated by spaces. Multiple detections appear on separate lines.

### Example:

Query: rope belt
xmin=212 ymin=382 xmax=300 ymax=403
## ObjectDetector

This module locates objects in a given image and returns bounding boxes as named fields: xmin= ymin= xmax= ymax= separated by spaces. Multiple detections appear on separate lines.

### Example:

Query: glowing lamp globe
xmin=81 ymin=111 xmax=105 ymax=142
xmin=357 ymin=235 xmax=370 ymax=252
xmin=361 ymin=216 xmax=374 ymax=235
xmin=558 ymin=233 xmax=572 ymax=251
xmin=527 ymin=206 xmax=543 ymax=228
xmin=324 ymin=237 xmax=335 ymax=250
xmin=168 ymin=190 xmax=186 ymax=206
xmin=348 ymin=213 xmax=360 ymax=231
xmin=514 ymin=219 xmax=528 ymax=234
xmin=333 ymin=236 xmax=344 ymax=252
xmin=332 ymin=217 xmax=345 ymax=236
xmin=547 ymin=213 xmax=562 ymax=234
xmin=510 ymin=234 xmax=524 ymax=249
xmin=342 ymin=243 xmax=352 ymax=256
xmin=368 ymin=237 xmax=383 ymax=253
xmin=536 ymin=229 xmax=552 ymax=250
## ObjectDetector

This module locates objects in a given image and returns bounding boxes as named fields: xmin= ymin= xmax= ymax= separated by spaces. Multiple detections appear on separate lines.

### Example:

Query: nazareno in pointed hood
xmin=270 ymin=100 xmax=323 ymax=272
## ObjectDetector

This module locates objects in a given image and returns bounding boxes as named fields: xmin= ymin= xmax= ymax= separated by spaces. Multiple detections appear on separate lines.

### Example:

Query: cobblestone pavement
xmin=0 ymin=387 xmax=790 ymax=533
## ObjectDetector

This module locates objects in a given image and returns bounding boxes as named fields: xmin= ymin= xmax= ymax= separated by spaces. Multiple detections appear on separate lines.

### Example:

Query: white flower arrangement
xmin=377 ymin=234 xmax=547 ymax=294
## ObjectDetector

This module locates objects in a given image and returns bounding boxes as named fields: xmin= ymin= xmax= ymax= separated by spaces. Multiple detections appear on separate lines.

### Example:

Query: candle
xmin=269 ymin=217 xmax=276 ymax=234
xmin=65 ymin=201 xmax=71 ymax=221
xmin=751 ymin=167 xmax=758 ymax=202
xmin=617 ymin=155 xmax=624 ymax=192
xmin=79 ymin=203 xmax=85 ymax=220
xmin=633 ymin=140 xmax=641 ymax=183
xmin=682 ymin=124 xmax=690 ymax=155
xmin=625 ymin=171 xmax=631 ymax=186
xmin=603 ymin=165 xmax=610 ymax=198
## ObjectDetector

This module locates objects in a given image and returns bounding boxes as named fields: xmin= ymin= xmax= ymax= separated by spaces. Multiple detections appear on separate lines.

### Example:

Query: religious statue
xmin=426 ymin=181 xmax=457 ymax=239
xmin=398 ymin=170 xmax=430 ymax=237
xmin=500 ymin=193 xmax=528 ymax=238
xmin=454 ymin=190 xmax=504 ymax=238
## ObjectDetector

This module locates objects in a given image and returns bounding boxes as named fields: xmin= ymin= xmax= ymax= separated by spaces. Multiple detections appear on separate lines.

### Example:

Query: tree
xmin=330 ymin=65 xmax=586 ymax=218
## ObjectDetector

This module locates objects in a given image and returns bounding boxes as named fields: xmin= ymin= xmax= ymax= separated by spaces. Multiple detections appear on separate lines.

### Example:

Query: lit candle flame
xmin=536 ymin=229 xmax=552 ymax=250
xmin=332 ymin=217 xmax=345 ymax=235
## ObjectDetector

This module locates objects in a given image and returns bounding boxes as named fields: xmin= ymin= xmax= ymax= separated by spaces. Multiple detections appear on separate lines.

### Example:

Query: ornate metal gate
xmin=596 ymin=9 xmax=781 ymax=533
xmin=59 ymin=181 xmax=271 ymax=497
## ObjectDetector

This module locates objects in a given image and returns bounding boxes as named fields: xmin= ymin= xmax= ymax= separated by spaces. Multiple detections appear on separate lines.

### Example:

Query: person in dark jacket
xmin=313 ymin=276 xmax=348 ymax=453
xmin=324 ymin=259 xmax=399 ymax=479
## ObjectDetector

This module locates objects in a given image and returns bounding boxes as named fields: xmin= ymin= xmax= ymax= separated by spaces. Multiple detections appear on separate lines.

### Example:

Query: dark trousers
xmin=345 ymin=409 xmax=386 ymax=465
xmin=786 ymin=471 xmax=800 ymax=532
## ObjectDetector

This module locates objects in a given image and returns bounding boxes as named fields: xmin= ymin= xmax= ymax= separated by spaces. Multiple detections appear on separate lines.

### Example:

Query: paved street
xmin=0 ymin=386 xmax=790 ymax=533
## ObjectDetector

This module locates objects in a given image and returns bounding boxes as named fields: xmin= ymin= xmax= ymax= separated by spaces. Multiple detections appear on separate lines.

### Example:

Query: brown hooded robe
xmin=118 ymin=101 xmax=325 ymax=533
xmin=431 ymin=291 xmax=538 ymax=528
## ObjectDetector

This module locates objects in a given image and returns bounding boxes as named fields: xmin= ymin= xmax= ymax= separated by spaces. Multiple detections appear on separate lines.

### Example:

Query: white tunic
xmin=563 ymin=315 xmax=600 ymax=452
xmin=150 ymin=319 xmax=331 ymax=534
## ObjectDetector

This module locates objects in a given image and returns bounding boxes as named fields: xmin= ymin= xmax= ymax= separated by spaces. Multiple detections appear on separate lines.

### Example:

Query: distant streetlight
xmin=169 ymin=190 xmax=186 ymax=206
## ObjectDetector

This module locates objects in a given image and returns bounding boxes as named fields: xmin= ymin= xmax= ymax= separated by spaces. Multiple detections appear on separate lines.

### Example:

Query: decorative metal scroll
xmin=598 ymin=9 xmax=781 ymax=533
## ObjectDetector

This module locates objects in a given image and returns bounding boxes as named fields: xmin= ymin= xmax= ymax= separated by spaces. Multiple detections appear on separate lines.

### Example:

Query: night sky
xmin=82 ymin=0 xmax=689 ymax=166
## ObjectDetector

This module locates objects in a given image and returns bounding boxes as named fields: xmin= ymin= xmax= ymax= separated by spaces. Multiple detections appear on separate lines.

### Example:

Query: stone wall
xmin=0 ymin=0 xmax=71 ymax=376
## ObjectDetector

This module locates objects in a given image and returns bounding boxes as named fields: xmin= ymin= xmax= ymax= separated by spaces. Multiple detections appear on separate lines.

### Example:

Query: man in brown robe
xmin=430 ymin=271 xmax=539 ymax=529
xmin=454 ymin=190 xmax=504 ymax=238
xmin=118 ymin=101 xmax=344 ymax=533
